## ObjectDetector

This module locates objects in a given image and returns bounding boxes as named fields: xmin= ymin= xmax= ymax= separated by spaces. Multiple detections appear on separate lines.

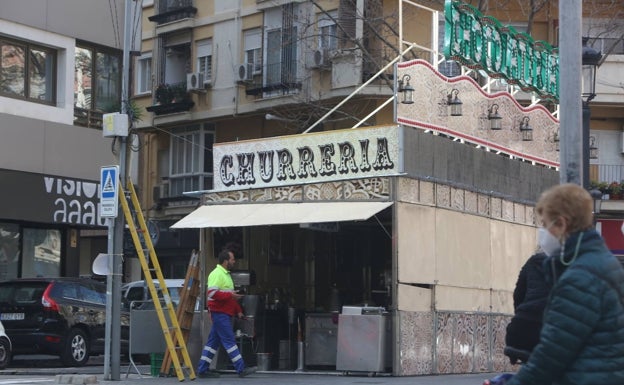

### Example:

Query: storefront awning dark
xmin=170 ymin=201 xmax=393 ymax=229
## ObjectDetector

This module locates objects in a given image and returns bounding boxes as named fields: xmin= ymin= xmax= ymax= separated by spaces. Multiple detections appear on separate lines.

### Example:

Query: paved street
xmin=0 ymin=357 xmax=509 ymax=385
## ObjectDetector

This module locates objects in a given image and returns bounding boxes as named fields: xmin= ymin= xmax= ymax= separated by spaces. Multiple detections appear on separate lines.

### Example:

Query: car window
xmin=0 ymin=282 xmax=48 ymax=304
xmin=52 ymin=282 xmax=78 ymax=300
xmin=80 ymin=282 xmax=106 ymax=305
xmin=126 ymin=286 xmax=144 ymax=302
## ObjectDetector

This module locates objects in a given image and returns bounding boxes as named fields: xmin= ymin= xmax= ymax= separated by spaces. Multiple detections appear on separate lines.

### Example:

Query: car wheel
xmin=61 ymin=328 xmax=90 ymax=367
xmin=0 ymin=337 xmax=11 ymax=369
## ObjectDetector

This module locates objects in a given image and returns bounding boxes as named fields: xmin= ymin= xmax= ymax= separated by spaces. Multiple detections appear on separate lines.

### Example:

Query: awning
xmin=170 ymin=201 xmax=393 ymax=229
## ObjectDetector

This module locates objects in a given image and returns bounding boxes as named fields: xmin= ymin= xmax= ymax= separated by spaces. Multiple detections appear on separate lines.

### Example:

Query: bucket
xmin=256 ymin=353 xmax=271 ymax=371
xmin=150 ymin=353 xmax=164 ymax=377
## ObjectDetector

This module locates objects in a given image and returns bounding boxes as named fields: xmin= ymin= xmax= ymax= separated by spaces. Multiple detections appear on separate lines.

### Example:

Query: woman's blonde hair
xmin=535 ymin=183 xmax=594 ymax=232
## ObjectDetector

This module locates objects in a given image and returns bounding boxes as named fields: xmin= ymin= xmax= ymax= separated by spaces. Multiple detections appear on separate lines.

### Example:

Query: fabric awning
xmin=170 ymin=201 xmax=393 ymax=229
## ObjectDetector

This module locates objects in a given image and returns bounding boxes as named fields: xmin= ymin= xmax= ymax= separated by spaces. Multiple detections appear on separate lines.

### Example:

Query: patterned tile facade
xmin=395 ymin=177 xmax=535 ymax=226
xmin=399 ymin=311 xmax=515 ymax=376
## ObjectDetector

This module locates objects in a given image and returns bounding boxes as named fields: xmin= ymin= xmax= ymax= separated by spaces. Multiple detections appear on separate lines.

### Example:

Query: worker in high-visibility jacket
xmin=197 ymin=249 xmax=256 ymax=378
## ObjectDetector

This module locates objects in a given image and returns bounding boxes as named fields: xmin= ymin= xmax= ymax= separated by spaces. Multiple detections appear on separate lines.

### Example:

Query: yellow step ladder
xmin=119 ymin=182 xmax=196 ymax=381
xmin=161 ymin=251 xmax=200 ymax=376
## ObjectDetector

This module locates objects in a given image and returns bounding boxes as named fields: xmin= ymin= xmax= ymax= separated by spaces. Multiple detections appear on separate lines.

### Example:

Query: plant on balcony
xmin=148 ymin=82 xmax=194 ymax=116
xmin=609 ymin=181 xmax=622 ymax=200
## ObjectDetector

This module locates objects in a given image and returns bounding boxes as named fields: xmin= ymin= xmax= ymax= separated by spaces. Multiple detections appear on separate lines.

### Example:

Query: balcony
xmin=244 ymin=62 xmax=302 ymax=97
xmin=146 ymin=82 xmax=194 ymax=116
xmin=74 ymin=108 xmax=103 ymax=129
xmin=148 ymin=0 xmax=197 ymax=25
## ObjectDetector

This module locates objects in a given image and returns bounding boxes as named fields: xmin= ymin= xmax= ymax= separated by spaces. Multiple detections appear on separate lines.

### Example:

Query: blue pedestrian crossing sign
xmin=100 ymin=165 xmax=119 ymax=218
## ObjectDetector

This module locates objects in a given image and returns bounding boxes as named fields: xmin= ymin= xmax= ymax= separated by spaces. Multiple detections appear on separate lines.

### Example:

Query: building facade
xmin=0 ymin=1 xmax=128 ymax=279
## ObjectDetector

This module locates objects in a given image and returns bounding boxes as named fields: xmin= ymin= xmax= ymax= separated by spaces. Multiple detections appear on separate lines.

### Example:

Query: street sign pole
xmin=100 ymin=165 xmax=119 ymax=380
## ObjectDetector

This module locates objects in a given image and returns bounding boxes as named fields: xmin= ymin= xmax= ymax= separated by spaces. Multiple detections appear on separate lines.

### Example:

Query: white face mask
xmin=537 ymin=227 xmax=561 ymax=257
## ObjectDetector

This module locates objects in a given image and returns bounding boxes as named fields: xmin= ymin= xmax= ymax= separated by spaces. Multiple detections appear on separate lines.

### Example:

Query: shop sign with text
xmin=444 ymin=0 xmax=559 ymax=101
xmin=0 ymin=169 xmax=105 ymax=227
xmin=213 ymin=125 xmax=403 ymax=191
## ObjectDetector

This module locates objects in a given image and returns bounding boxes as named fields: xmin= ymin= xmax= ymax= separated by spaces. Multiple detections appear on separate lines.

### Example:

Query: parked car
xmin=0 ymin=321 xmax=12 ymax=369
xmin=122 ymin=279 xmax=200 ymax=311
xmin=0 ymin=277 xmax=129 ymax=367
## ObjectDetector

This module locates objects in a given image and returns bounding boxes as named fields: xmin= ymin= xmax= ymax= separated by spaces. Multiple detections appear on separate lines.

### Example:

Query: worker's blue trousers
xmin=197 ymin=312 xmax=245 ymax=374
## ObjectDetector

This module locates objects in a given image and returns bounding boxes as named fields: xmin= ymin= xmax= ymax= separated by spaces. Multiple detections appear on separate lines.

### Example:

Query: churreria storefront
xmin=172 ymin=119 xmax=558 ymax=375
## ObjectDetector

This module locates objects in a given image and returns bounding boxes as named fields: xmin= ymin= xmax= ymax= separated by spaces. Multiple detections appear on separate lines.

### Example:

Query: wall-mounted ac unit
xmin=152 ymin=183 xmax=169 ymax=201
xmin=187 ymin=72 xmax=209 ymax=92
xmin=236 ymin=63 xmax=253 ymax=82
xmin=306 ymin=49 xmax=331 ymax=69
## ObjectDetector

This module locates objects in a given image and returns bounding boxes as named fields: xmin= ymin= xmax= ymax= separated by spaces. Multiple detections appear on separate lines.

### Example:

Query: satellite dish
xmin=92 ymin=253 xmax=110 ymax=275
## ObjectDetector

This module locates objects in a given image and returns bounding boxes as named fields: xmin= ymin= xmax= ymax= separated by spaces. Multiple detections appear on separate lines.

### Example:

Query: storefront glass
xmin=22 ymin=228 xmax=61 ymax=278
xmin=0 ymin=223 xmax=20 ymax=280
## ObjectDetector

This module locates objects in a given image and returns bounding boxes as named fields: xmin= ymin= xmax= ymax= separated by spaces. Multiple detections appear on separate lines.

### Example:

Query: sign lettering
xmin=444 ymin=0 xmax=559 ymax=101
xmin=213 ymin=126 xmax=402 ymax=191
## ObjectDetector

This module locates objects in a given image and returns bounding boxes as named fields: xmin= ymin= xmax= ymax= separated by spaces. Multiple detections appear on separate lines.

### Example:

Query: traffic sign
xmin=100 ymin=166 xmax=119 ymax=218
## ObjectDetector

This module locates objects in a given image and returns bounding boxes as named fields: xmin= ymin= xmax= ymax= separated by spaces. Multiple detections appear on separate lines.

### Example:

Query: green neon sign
xmin=444 ymin=0 xmax=559 ymax=101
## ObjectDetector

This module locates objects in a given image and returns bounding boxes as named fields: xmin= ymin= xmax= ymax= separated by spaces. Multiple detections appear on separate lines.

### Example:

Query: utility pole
xmin=558 ymin=0 xmax=583 ymax=185
xmin=104 ymin=0 xmax=132 ymax=380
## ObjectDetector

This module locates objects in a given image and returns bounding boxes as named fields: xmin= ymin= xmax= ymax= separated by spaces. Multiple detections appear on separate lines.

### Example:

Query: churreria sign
xmin=444 ymin=0 xmax=559 ymax=101
xmin=213 ymin=125 xmax=402 ymax=191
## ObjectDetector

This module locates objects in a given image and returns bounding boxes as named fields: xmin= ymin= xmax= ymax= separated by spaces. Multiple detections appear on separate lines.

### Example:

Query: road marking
xmin=0 ymin=379 xmax=54 ymax=384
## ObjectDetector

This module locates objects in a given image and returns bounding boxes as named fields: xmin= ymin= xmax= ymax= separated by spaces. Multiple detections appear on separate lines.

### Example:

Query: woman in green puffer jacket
xmin=506 ymin=183 xmax=624 ymax=385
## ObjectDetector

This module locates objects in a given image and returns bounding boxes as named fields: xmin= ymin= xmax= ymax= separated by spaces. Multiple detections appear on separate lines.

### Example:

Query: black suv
xmin=0 ymin=277 xmax=129 ymax=367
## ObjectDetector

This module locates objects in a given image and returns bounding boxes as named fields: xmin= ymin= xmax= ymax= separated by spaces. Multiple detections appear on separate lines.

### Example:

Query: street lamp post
xmin=581 ymin=37 xmax=602 ymax=190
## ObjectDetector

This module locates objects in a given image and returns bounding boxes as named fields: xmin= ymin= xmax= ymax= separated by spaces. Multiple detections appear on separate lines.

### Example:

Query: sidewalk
xmin=46 ymin=368 xmax=495 ymax=385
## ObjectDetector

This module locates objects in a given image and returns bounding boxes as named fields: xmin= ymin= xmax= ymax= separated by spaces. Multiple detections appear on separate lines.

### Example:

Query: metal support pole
xmin=582 ymin=101 xmax=591 ymax=189
xmin=559 ymin=0 xmax=583 ymax=185
xmin=105 ymin=0 xmax=132 ymax=380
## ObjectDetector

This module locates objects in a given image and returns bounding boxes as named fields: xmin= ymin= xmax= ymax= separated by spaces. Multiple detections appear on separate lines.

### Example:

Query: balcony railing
xmin=74 ymin=107 xmax=103 ymax=129
xmin=596 ymin=164 xmax=624 ymax=184
xmin=244 ymin=62 xmax=301 ymax=97
xmin=148 ymin=0 xmax=197 ymax=25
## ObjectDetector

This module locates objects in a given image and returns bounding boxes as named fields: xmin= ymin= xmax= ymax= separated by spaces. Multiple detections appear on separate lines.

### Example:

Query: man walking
xmin=197 ymin=249 xmax=256 ymax=378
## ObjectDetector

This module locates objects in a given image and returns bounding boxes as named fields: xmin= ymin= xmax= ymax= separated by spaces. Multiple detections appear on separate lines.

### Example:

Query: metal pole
xmin=108 ymin=0 xmax=132 ymax=380
xmin=582 ymin=101 xmax=591 ymax=189
xmin=103 ymin=220 xmax=113 ymax=379
xmin=558 ymin=0 xmax=583 ymax=185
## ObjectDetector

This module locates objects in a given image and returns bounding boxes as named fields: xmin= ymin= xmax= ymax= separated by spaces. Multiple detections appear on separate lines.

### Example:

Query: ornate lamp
xmin=488 ymin=104 xmax=502 ymax=130
xmin=447 ymin=88 xmax=463 ymax=116
xmin=398 ymin=74 xmax=414 ymax=104
xmin=519 ymin=116 xmax=533 ymax=141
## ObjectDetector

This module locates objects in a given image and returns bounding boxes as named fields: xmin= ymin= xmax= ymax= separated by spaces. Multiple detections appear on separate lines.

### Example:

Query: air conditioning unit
xmin=306 ymin=49 xmax=331 ymax=69
xmin=236 ymin=63 xmax=253 ymax=83
xmin=187 ymin=72 xmax=207 ymax=92
xmin=152 ymin=183 xmax=169 ymax=201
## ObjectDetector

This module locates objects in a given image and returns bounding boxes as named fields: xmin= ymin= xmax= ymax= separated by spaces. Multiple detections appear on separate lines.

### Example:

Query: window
xmin=22 ymin=228 xmax=61 ymax=278
xmin=244 ymin=29 xmax=262 ymax=74
xmin=74 ymin=42 xmax=122 ymax=128
xmin=136 ymin=53 xmax=152 ymax=94
xmin=319 ymin=12 xmax=338 ymax=53
xmin=0 ymin=37 xmax=56 ymax=104
xmin=0 ymin=223 xmax=19 ymax=281
xmin=196 ymin=39 xmax=212 ymax=82
xmin=169 ymin=124 xmax=215 ymax=197
xmin=265 ymin=3 xmax=297 ymax=90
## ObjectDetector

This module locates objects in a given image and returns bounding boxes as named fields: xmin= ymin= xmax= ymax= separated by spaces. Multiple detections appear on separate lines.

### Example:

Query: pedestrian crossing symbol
xmin=100 ymin=165 xmax=119 ymax=218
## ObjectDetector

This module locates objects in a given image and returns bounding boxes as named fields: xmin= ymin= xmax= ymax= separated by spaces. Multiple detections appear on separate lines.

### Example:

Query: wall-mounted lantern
xmin=488 ymin=104 xmax=502 ymax=130
xmin=398 ymin=74 xmax=414 ymax=104
xmin=519 ymin=116 xmax=533 ymax=141
xmin=447 ymin=89 xmax=463 ymax=116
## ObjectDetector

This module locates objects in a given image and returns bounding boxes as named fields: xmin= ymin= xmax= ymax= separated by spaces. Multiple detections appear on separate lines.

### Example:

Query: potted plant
xmin=609 ymin=181 xmax=622 ymax=200
xmin=154 ymin=84 xmax=175 ymax=105
xmin=147 ymin=82 xmax=194 ymax=115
